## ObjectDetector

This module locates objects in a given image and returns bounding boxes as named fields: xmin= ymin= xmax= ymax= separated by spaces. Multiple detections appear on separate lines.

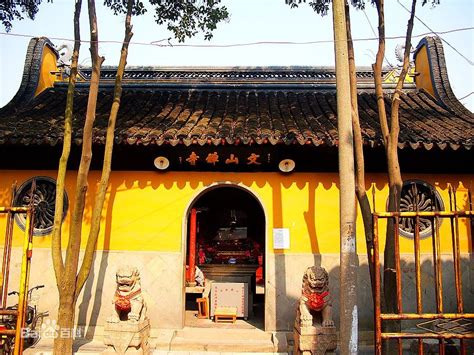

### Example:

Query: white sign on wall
xmin=273 ymin=228 xmax=290 ymax=249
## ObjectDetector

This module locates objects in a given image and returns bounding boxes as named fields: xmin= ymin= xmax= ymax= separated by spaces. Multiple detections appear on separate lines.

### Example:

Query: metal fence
xmin=372 ymin=184 xmax=473 ymax=354
xmin=0 ymin=183 xmax=35 ymax=355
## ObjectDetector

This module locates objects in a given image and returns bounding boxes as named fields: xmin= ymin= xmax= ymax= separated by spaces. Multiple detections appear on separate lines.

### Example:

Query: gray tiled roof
xmin=0 ymin=37 xmax=472 ymax=150
xmin=0 ymin=85 xmax=472 ymax=150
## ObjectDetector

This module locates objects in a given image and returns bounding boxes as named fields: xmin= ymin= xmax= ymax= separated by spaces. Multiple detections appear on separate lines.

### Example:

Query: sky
xmin=0 ymin=0 xmax=472 ymax=111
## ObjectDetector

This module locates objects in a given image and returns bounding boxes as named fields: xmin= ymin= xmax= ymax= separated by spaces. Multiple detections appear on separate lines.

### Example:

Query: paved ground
xmin=22 ymin=311 xmax=381 ymax=354
xmin=23 ymin=330 xmax=380 ymax=355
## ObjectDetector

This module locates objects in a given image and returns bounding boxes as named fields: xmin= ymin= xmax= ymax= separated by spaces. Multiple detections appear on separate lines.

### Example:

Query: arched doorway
xmin=184 ymin=185 xmax=266 ymax=329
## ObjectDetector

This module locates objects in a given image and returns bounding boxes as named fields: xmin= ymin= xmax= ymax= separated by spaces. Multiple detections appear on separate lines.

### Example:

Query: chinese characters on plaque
xmin=183 ymin=151 xmax=267 ymax=167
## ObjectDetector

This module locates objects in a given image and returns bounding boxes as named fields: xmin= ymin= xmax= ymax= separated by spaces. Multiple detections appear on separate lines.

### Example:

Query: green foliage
xmin=0 ymin=0 xmax=52 ymax=32
xmin=104 ymin=0 xmax=229 ymax=42
xmin=150 ymin=0 xmax=229 ymax=42
xmin=103 ymin=0 xmax=147 ymax=16
xmin=285 ymin=0 xmax=365 ymax=15
xmin=1 ymin=0 xmax=229 ymax=42
xmin=422 ymin=0 xmax=440 ymax=6
xmin=285 ymin=0 xmax=439 ymax=16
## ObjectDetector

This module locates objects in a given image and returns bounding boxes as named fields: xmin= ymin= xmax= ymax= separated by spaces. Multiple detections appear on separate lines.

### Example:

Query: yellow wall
xmin=34 ymin=45 xmax=58 ymax=97
xmin=0 ymin=170 xmax=472 ymax=255
xmin=414 ymin=45 xmax=435 ymax=97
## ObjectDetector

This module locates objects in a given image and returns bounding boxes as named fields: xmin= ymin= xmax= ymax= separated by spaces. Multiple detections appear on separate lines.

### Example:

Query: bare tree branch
xmin=76 ymin=0 xmax=134 ymax=295
xmin=51 ymin=0 xmax=82 ymax=286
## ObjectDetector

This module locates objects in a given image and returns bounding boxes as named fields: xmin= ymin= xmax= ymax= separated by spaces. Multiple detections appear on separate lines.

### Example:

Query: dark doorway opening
xmin=185 ymin=186 xmax=265 ymax=329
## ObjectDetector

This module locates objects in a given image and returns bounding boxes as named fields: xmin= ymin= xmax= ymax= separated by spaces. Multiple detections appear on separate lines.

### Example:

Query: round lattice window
xmin=398 ymin=180 xmax=444 ymax=239
xmin=13 ymin=177 xmax=68 ymax=236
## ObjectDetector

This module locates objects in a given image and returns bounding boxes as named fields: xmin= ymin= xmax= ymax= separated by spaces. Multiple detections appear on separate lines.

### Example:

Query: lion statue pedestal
xmin=103 ymin=266 xmax=150 ymax=354
xmin=293 ymin=266 xmax=337 ymax=355
xmin=103 ymin=320 xmax=150 ymax=355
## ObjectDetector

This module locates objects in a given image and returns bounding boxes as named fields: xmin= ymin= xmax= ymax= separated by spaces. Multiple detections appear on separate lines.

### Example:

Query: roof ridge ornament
xmin=56 ymin=43 xmax=73 ymax=77
xmin=395 ymin=43 xmax=415 ymax=66
xmin=382 ymin=43 xmax=416 ymax=85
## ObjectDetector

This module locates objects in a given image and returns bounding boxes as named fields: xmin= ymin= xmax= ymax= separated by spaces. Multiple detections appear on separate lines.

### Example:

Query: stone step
xmin=170 ymin=338 xmax=276 ymax=353
xmin=175 ymin=327 xmax=273 ymax=340
xmin=169 ymin=327 xmax=284 ymax=353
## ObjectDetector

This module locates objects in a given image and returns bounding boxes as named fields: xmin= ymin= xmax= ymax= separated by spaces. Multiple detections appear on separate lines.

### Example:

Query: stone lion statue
xmin=297 ymin=266 xmax=334 ymax=328
xmin=108 ymin=265 xmax=146 ymax=323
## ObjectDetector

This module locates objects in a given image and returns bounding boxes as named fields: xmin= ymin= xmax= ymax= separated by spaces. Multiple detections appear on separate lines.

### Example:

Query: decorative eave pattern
xmin=80 ymin=66 xmax=389 ymax=86
xmin=0 ymin=85 xmax=472 ymax=150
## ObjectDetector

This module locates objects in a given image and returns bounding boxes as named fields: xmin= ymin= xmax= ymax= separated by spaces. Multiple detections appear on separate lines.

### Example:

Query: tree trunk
xmin=77 ymin=0 xmax=134 ymax=292
xmin=64 ymin=0 xmax=103 ymax=267
xmin=332 ymin=0 xmax=358 ymax=353
xmin=384 ymin=0 xmax=416 ymax=325
xmin=51 ymin=0 xmax=82 ymax=287
xmin=373 ymin=1 xmax=418 ymax=353
xmin=53 ymin=0 xmax=103 ymax=353
xmin=372 ymin=1 xmax=396 ymax=353
xmin=54 ymin=291 xmax=77 ymax=355
xmin=344 ymin=0 xmax=375 ymax=300
xmin=52 ymin=1 xmax=83 ymax=354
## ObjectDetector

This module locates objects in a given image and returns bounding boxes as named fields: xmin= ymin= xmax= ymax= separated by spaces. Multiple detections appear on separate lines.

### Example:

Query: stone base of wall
xmin=3 ymin=248 xmax=184 ymax=332
xmin=265 ymin=253 xmax=473 ymax=331
xmin=2 ymin=248 xmax=472 ymax=335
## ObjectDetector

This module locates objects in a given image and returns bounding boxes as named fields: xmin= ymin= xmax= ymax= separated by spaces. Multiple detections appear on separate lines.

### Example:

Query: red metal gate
xmin=372 ymin=186 xmax=474 ymax=354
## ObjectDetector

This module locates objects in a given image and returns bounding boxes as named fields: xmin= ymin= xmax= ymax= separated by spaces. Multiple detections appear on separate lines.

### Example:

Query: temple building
xmin=0 ymin=35 xmax=472 ymax=347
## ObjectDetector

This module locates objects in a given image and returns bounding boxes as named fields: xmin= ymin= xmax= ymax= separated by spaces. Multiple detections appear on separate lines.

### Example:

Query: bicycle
xmin=0 ymin=285 xmax=49 ymax=354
